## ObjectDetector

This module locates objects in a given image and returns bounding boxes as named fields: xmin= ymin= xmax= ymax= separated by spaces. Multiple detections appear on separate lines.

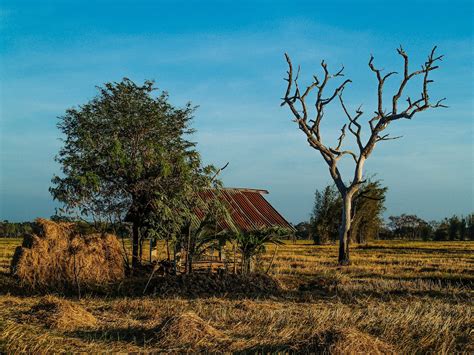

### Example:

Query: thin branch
xmin=330 ymin=149 xmax=358 ymax=164
xmin=335 ymin=124 xmax=347 ymax=151
xmin=376 ymin=134 xmax=403 ymax=142
xmin=368 ymin=55 xmax=397 ymax=116
xmin=338 ymin=92 xmax=364 ymax=151
xmin=210 ymin=162 xmax=229 ymax=182
xmin=281 ymin=53 xmax=349 ymax=193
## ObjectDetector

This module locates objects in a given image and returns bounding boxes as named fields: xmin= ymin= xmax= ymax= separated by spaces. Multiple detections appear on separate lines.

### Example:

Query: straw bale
xmin=11 ymin=218 xmax=124 ymax=291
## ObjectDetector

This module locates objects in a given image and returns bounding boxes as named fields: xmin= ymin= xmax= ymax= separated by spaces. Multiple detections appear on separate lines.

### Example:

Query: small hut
xmin=148 ymin=187 xmax=294 ymax=270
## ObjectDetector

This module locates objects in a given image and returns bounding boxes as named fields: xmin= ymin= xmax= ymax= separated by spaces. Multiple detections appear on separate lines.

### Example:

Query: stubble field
xmin=0 ymin=238 xmax=472 ymax=353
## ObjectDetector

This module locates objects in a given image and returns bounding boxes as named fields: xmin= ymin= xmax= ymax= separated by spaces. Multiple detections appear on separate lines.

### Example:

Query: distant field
xmin=1 ymin=237 xmax=473 ymax=352
xmin=2 ymin=237 xmax=472 ymax=282
xmin=0 ymin=238 xmax=21 ymax=272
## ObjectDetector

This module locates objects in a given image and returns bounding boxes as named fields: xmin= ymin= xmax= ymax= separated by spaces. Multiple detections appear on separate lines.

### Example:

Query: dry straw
xmin=26 ymin=295 xmax=98 ymax=331
xmin=11 ymin=218 xmax=124 ymax=291
xmin=156 ymin=311 xmax=229 ymax=349
xmin=325 ymin=327 xmax=396 ymax=354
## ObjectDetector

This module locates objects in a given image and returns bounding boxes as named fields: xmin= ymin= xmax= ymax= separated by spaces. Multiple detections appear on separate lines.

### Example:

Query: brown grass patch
xmin=1 ymin=239 xmax=472 ymax=353
xmin=26 ymin=296 xmax=97 ymax=331
xmin=156 ymin=311 xmax=228 ymax=349
xmin=11 ymin=218 xmax=124 ymax=291
xmin=325 ymin=327 xmax=396 ymax=354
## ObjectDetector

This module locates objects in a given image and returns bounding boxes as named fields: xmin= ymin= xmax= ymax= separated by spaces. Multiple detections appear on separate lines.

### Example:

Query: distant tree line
xmin=293 ymin=182 xmax=473 ymax=243
xmin=383 ymin=214 xmax=474 ymax=241
xmin=0 ymin=218 xmax=130 ymax=239
xmin=0 ymin=221 xmax=34 ymax=238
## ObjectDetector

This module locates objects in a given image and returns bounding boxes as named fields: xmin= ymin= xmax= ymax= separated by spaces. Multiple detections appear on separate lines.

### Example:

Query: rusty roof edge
xmin=218 ymin=187 xmax=269 ymax=195
xmin=240 ymin=192 xmax=275 ymax=228
xmin=258 ymin=194 xmax=296 ymax=231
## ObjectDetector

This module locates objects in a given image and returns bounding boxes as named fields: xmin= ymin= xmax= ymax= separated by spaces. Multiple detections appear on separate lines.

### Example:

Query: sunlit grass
xmin=1 ymin=237 xmax=473 ymax=352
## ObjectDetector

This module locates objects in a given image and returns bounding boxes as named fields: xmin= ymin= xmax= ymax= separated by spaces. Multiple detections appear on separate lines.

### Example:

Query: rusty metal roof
xmin=199 ymin=188 xmax=294 ymax=232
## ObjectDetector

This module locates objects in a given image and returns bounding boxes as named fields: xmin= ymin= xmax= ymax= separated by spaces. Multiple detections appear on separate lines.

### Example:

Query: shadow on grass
xmin=65 ymin=327 xmax=158 ymax=347
xmin=0 ymin=271 xmax=286 ymax=300
xmin=2 ymin=269 xmax=471 ymax=304
xmin=64 ymin=324 xmax=335 ymax=353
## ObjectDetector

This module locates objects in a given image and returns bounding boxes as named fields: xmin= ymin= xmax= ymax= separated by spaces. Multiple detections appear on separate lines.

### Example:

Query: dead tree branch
xmin=281 ymin=46 xmax=445 ymax=195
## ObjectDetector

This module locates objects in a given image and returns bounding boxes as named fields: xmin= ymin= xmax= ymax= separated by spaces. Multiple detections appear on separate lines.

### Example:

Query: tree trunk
xmin=233 ymin=243 xmax=237 ymax=274
xmin=139 ymin=235 xmax=143 ymax=264
xmin=338 ymin=194 xmax=353 ymax=265
xmin=185 ymin=254 xmax=193 ymax=274
xmin=242 ymin=255 xmax=251 ymax=274
xmin=166 ymin=239 xmax=170 ymax=261
xmin=185 ymin=226 xmax=192 ymax=274
xmin=132 ymin=222 xmax=140 ymax=269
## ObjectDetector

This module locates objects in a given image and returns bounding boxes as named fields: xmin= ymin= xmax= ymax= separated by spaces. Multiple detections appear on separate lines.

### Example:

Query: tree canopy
xmin=50 ymin=78 xmax=217 ymax=267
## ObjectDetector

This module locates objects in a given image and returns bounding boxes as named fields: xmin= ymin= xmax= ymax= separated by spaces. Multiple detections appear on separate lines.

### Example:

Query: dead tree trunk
xmin=281 ymin=46 xmax=445 ymax=265
xmin=338 ymin=193 xmax=352 ymax=265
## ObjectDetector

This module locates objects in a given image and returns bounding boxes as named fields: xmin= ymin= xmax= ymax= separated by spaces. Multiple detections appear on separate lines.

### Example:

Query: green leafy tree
xmin=467 ymin=214 xmax=474 ymax=241
xmin=142 ymin=159 xmax=219 ymax=266
xmin=0 ymin=221 xmax=34 ymax=238
xmin=351 ymin=180 xmax=387 ymax=243
xmin=50 ymin=78 xmax=214 ymax=268
xmin=294 ymin=222 xmax=311 ymax=240
xmin=459 ymin=217 xmax=467 ymax=241
xmin=310 ymin=179 xmax=387 ymax=245
xmin=448 ymin=215 xmax=461 ymax=241
xmin=433 ymin=219 xmax=449 ymax=241
xmin=310 ymin=186 xmax=341 ymax=244
xmin=388 ymin=214 xmax=434 ymax=240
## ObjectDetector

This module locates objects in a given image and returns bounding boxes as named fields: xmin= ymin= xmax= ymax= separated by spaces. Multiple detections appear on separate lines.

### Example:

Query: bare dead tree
xmin=281 ymin=46 xmax=446 ymax=265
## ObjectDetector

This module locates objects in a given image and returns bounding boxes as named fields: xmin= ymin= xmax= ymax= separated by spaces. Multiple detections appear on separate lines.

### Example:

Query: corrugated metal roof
xmin=200 ymin=188 xmax=294 ymax=232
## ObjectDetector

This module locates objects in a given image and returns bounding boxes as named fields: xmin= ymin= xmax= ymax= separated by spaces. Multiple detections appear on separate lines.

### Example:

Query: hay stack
xmin=27 ymin=295 xmax=97 ymax=331
xmin=11 ymin=218 xmax=124 ymax=291
xmin=157 ymin=311 xmax=227 ymax=348
xmin=318 ymin=328 xmax=395 ymax=354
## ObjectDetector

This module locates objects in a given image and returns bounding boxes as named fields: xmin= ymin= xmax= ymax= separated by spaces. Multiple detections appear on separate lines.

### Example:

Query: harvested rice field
xmin=1 ymin=238 xmax=473 ymax=353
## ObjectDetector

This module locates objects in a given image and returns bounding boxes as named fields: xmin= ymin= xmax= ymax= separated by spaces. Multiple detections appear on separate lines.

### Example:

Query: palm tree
xmin=183 ymin=197 xmax=238 ymax=273
xmin=235 ymin=227 xmax=289 ymax=274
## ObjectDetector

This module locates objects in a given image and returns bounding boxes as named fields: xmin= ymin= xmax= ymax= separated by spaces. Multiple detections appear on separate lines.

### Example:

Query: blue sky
xmin=1 ymin=0 xmax=473 ymax=223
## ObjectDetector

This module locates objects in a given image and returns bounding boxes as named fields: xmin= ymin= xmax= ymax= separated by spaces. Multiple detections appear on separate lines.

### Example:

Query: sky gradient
xmin=1 ymin=0 xmax=473 ymax=223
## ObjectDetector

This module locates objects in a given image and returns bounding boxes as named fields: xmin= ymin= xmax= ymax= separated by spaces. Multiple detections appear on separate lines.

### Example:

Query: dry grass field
xmin=1 ymin=238 xmax=472 ymax=353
